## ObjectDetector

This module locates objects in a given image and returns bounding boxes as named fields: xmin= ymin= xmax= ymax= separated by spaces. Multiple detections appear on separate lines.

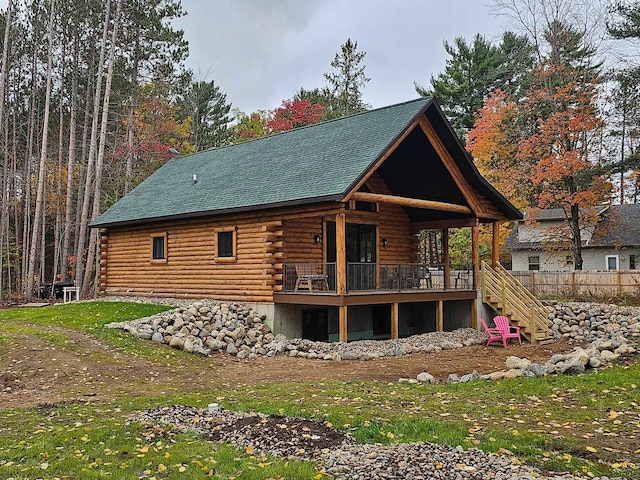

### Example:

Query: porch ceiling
xmin=376 ymin=127 xmax=472 ymax=223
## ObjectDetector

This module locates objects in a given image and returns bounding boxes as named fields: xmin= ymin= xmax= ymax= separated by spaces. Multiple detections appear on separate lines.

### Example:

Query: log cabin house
xmin=91 ymin=98 xmax=522 ymax=342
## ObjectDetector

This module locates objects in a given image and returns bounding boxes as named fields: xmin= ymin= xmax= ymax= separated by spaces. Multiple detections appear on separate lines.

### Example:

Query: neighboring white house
xmin=506 ymin=204 xmax=640 ymax=271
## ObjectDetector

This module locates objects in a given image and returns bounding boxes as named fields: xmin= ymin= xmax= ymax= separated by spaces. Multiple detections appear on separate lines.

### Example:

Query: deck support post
xmin=472 ymin=298 xmax=478 ymax=330
xmin=436 ymin=300 xmax=443 ymax=332
xmin=492 ymin=221 xmax=499 ymax=267
xmin=391 ymin=302 xmax=399 ymax=339
xmin=339 ymin=305 xmax=347 ymax=343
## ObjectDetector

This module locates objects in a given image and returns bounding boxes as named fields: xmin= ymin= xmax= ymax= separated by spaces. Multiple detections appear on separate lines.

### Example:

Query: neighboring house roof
xmin=589 ymin=204 xmax=640 ymax=247
xmin=92 ymin=97 xmax=521 ymax=228
xmin=506 ymin=204 xmax=640 ymax=251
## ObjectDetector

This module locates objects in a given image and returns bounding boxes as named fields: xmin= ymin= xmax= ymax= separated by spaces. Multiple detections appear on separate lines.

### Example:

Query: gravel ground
xmin=138 ymin=406 xmax=622 ymax=480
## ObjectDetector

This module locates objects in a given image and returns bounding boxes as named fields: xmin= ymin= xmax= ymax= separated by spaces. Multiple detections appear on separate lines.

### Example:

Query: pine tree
xmin=416 ymin=32 xmax=534 ymax=139
xmin=324 ymin=38 xmax=370 ymax=117
xmin=179 ymin=79 xmax=232 ymax=151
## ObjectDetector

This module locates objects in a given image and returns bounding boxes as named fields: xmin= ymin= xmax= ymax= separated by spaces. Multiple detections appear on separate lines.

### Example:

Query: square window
xmin=216 ymin=228 xmax=236 ymax=261
xmin=606 ymin=255 xmax=619 ymax=271
xmin=528 ymin=255 xmax=540 ymax=271
xmin=151 ymin=234 xmax=167 ymax=262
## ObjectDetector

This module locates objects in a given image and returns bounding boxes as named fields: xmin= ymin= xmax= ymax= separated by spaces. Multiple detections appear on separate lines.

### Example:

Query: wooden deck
xmin=274 ymin=288 xmax=477 ymax=306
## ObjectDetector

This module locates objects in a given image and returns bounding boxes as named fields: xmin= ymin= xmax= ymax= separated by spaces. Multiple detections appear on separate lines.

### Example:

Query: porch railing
xmin=282 ymin=263 xmax=475 ymax=293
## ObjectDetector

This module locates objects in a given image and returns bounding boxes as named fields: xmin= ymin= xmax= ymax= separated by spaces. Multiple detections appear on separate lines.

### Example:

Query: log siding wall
xmin=100 ymin=204 xmax=339 ymax=302
xmin=99 ymin=177 xmax=420 ymax=303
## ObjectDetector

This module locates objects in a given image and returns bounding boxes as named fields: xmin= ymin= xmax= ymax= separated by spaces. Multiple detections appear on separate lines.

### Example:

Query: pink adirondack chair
xmin=493 ymin=315 xmax=522 ymax=347
xmin=480 ymin=318 xmax=504 ymax=347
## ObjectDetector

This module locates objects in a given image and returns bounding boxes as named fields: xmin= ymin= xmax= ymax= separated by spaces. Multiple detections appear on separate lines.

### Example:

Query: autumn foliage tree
xmin=469 ymin=19 xmax=609 ymax=270
xmin=467 ymin=90 xmax=528 ymax=208
xmin=232 ymin=98 xmax=326 ymax=142
xmin=267 ymin=98 xmax=325 ymax=133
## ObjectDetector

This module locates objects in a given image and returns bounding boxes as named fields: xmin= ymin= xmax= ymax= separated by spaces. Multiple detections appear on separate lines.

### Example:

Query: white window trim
xmin=605 ymin=255 xmax=619 ymax=271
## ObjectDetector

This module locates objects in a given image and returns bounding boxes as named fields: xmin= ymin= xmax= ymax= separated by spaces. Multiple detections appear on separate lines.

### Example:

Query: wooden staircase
xmin=481 ymin=261 xmax=553 ymax=344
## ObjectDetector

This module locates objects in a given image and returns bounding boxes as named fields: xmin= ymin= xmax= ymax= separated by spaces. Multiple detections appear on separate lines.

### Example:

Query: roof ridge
xmin=173 ymin=97 xmax=432 ymax=162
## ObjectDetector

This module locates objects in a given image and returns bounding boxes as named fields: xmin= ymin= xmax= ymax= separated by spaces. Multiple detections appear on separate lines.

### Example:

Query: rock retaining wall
xmin=106 ymin=300 xmax=488 ymax=361
xmin=108 ymin=300 xmax=639 ymax=372
xmin=409 ymin=301 xmax=639 ymax=384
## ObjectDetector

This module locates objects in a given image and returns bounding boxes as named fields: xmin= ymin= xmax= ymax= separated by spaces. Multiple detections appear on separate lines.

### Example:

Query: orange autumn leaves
xmin=467 ymin=80 xmax=609 ymax=214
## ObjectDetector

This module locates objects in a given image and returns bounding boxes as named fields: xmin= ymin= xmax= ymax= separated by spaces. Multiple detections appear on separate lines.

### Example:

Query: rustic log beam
xmin=418 ymin=117 xmax=483 ymax=214
xmin=336 ymin=212 xmax=347 ymax=295
xmin=350 ymin=191 xmax=472 ymax=215
xmin=492 ymin=221 xmax=500 ymax=267
xmin=472 ymin=224 xmax=480 ymax=289
xmin=443 ymin=229 xmax=450 ymax=289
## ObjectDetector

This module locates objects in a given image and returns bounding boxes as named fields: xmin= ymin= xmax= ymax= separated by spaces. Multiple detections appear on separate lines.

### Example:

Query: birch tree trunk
xmin=25 ymin=0 xmax=56 ymax=301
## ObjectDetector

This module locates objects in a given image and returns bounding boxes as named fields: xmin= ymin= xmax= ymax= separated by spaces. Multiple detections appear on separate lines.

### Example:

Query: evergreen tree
xmin=416 ymin=32 xmax=533 ymax=139
xmin=179 ymin=78 xmax=232 ymax=150
xmin=607 ymin=1 xmax=640 ymax=40
xmin=324 ymin=38 xmax=370 ymax=117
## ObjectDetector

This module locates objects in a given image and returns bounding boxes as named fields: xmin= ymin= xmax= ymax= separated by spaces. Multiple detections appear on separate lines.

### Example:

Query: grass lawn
xmin=1 ymin=301 xmax=639 ymax=479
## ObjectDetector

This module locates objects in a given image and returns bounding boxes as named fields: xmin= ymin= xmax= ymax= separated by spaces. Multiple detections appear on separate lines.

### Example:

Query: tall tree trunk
xmin=22 ymin=48 xmax=38 ymax=298
xmin=124 ymin=49 xmax=139 ymax=195
xmin=74 ymin=0 xmax=111 ymax=292
xmin=0 ymin=0 xmax=13 ymax=301
xmin=52 ymin=94 xmax=65 ymax=287
xmin=83 ymin=0 xmax=122 ymax=297
xmin=61 ymin=33 xmax=79 ymax=282
xmin=11 ymin=88 xmax=19 ymax=294
xmin=74 ymin=77 xmax=93 ymax=270
xmin=25 ymin=0 xmax=57 ymax=301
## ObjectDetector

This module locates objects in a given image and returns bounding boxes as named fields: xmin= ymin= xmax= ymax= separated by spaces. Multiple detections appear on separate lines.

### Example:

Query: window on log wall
xmin=216 ymin=228 xmax=237 ymax=262
xmin=150 ymin=233 xmax=168 ymax=263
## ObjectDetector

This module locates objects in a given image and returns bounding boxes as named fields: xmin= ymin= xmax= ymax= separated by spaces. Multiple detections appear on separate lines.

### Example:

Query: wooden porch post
xmin=391 ymin=302 xmax=399 ymax=339
xmin=336 ymin=211 xmax=347 ymax=342
xmin=472 ymin=223 xmax=480 ymax=289
xmin=442 ymin=229 xmax=450 ymax=289
xmin=492 ymin=221 xmax=499 ymax=267
xmin=336 ymin=212 xmax=347 ymax=295
xmin=436 ymin=300 xmax=443 ymax=332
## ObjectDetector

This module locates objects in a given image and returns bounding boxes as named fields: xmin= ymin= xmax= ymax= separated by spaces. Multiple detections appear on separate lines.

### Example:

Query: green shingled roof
xmin=91 ymin=98 xmax=431 ymax=228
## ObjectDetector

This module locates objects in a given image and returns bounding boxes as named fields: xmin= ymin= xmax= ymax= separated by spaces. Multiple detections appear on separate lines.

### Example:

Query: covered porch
xmin=274 ymin=211 xmax=504 ymax=342
xmin=272 ymin=102 xmax=520 ymax=342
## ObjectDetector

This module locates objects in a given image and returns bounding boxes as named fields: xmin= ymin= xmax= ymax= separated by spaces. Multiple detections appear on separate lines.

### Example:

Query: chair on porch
xmin=493 ymin=315 xmax=522 ymax=347
xmin=380 ymin=266 xmax=398 ymax=290
xmin=480 ymin=318 xmax=504 ymax=347
xmin=294 ymin=264 xmax=329 ymax=292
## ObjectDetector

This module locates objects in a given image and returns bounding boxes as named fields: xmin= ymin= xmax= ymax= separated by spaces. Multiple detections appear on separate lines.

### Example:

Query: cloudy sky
xmin=173 ymin=0 xmax=506 ymax=114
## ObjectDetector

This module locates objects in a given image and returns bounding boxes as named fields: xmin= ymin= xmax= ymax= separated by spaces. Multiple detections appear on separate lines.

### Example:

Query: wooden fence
xmin=509 ymin=270 xmax=640 ymax=297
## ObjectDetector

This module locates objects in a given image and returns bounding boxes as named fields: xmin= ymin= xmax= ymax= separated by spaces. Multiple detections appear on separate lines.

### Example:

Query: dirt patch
xmin=0 ymin=322 xmax=578 ymax=409
xmin=206 ymin=414 xmax=350 ymax=456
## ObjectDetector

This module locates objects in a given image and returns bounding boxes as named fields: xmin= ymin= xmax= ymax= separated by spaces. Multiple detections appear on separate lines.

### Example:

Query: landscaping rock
xmin=416 ymin=372 xmax=435 ymax=384
xmin=505 ymin=356 xmax=532 ymax=370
